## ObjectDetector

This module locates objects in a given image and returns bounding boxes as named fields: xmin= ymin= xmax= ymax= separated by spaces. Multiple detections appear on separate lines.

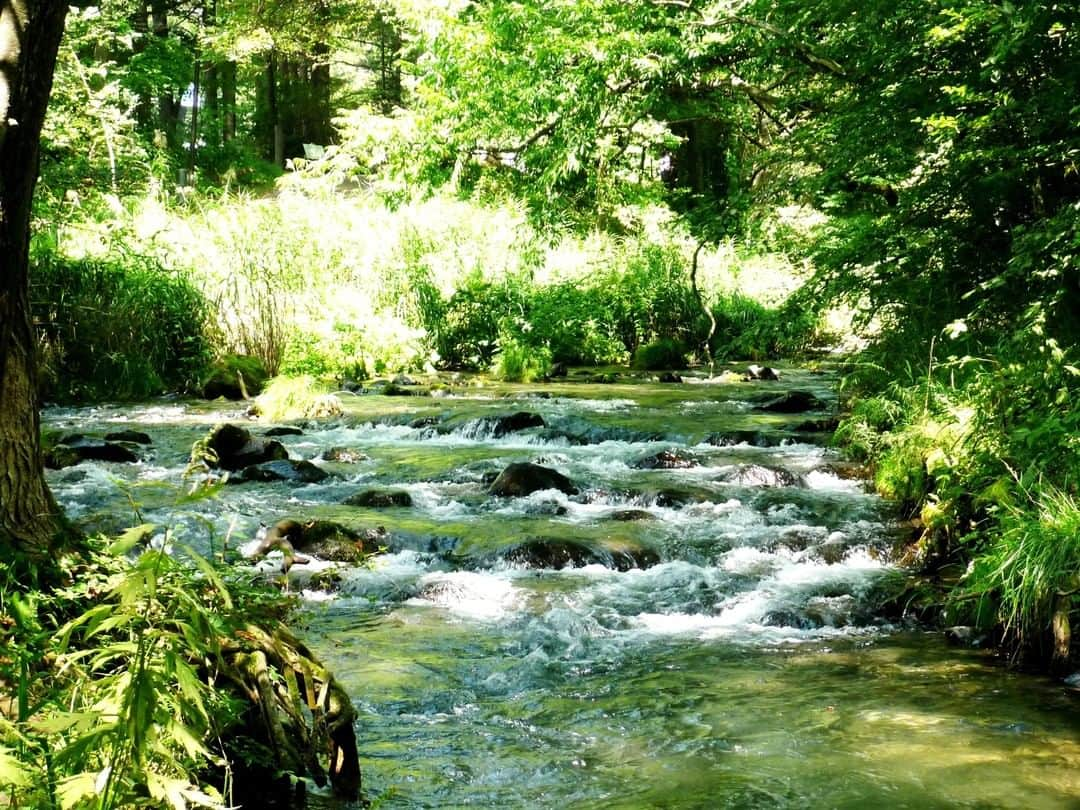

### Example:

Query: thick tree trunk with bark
xmin=0 ymin=0 xmax=71 ymax=570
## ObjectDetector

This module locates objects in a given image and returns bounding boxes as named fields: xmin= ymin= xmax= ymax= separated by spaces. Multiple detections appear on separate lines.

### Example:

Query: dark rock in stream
xmin=207 ymin=423 xmax=288 ymax=470
xmin=753 ymin=390 xmax=827 ymax=413
xmin=343 ymin=489 xmax=413 ymax=508
xmin=264 ymin=426 xmax=304 ymax=437
xmin=104 ymin=429 xmax=152 ymax=444
xmin=489 ymin=462 xmax=578 ymax=497
xmin=743 ymin=364 xmax=780 ymax=381
xmin=609 ymin=509 xmax=657 ymax=522
xmin=633 ymin=448 xmax=698 ymax=470
xmin=231 ymin=459 xmax=329 ymax=484
xmin=45 ymin=437 xmax=139 ymax=469
xmin=705 ymin=430 xmax=781 ymax=448
xmin=794 ymin=417 xmax=840 ymax=433
xmin=718 ymin=464 xmax=803 ymax=488
xmin=467 ymin=411 xmax=545 ymax=438
xmin=501 ymin=536 xmax=659 ymax=571
xmin=658 ymin=372 xmax=683 ymax=383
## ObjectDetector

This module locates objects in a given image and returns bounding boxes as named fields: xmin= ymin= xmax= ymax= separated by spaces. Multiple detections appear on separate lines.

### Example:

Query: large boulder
xmin=45 ymin=436 xmax=139 ymax=469
xmin=488 ymin=462 xmax=578 ymax=497
xmin=207 ymin=423 xmax=288 ymax=471
xmin=201 ymin=355 xmax=268 ymax=400
xmin=343 ymin=489 xmax=413 ymax=508
xmin=230 ymin=460 xmax=329 ymax=484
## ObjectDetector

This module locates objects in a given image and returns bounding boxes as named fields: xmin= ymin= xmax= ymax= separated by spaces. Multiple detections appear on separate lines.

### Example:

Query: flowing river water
xmin=43 ymin=367 xmax=1080 ymax=808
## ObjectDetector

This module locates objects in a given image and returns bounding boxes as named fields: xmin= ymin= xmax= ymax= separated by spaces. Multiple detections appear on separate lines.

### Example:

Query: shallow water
xmin=43 ymin=367 xmax=1080 ymax=808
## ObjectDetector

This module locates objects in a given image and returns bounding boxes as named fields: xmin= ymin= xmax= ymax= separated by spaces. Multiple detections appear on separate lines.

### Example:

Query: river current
xmin=43 ymin=367 xmax=1080 ymax=808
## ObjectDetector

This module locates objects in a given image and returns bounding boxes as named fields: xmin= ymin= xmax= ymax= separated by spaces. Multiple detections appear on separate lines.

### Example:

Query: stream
xmin=43 ymin=367 xmax=1080 ymax=808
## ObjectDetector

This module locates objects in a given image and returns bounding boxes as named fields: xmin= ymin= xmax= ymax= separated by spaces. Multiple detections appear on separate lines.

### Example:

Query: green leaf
xmin=109 ymin=523 xmax=156 ymax=555
xmin=0 ymin=745 xmax=30 ymax=788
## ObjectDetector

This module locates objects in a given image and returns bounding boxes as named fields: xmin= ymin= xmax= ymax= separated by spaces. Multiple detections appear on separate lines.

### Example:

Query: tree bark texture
xmin=0 ymin=0 xmax=71 ymax=565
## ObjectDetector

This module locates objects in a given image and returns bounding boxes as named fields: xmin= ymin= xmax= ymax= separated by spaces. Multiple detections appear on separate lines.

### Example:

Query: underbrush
xmin=52 ymin=183 xmax=821 ymax=387
xmin=834 ymin=329 xmax=1080 ymax=668
xmin=0 ymin=528 xmax=358 ymax=808
xmin=30 ymin=250 xmax=210 ymax=401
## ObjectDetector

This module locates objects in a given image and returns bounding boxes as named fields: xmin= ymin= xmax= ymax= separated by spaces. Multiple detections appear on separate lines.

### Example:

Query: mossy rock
xmin=631 ymin=339 xmax=686 ymax=371
xmin=201 ymin=355 xmax=269 ymax=400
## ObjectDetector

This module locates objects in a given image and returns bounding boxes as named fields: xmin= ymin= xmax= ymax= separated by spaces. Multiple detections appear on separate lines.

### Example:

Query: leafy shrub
xmin=30 ymin=251 xmax=210 ymax=401
xmin=631 ymin=338 xmax=687 ymax=370
xmin=492 ymin=338 xmax=552 ymax=382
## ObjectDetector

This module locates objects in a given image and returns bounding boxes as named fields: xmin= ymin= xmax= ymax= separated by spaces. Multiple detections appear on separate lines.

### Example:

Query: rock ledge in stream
xmin=207 ymin=423 xmax=288 ymax=470
xmin=632 ymin=449 xmax=698 ymax=470
xmin=753 ymin=390 xmax=827 ymax=413
xmin=718 ymin=464 xmax=803 ymax=488
xmin=104 ymin=429 xmax=152 ymax=444
xmin=46 ymin=437 xmax=139 ymax=469
xmin=230 ymin=460 xmax=329 ymax=484
xmin=343 ymin=489 xmax=413 ymax=508
xmin=489 ymin=462 xmax=578 ymax=497
xmin=501 ymin=536 xmax=659 ymax=571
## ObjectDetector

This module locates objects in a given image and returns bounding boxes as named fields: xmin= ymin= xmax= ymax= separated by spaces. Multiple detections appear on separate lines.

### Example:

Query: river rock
xmin=231 ymin=459 xmax=329 ymax=484
xmin=719 ymin=464 xmax=802 ymax=488
xmin=658 ymin=372 xmax=683 ymax=383
xmin=705 ymin=430 xmax=780 ymax=447
xmin=45 ymin=437 xmax=139 ymax=469
xmin=207 ymin=423 xmax=288 ymax=470
xmin=609 ymin=509 xmax=657 ymax=522
xmin=469 ymin=411 xmax=545 ymax=438
xmin=264 ymin=426 xmax=304 ymax=437
xmin=343 ymin=489 xmax=413 ymax=508
xmin=794 ymin=417 xmax=840 ymax=433
xmin=392 ymin=373 xmax=419 ymax=386
xmin=321 ymin=447 xmax=368 ymax=463
xmin=104 ymin=429 xmax=152 ymax=444
xmin=489 ymin=462 xmax=578 ymax=497
xmin=753 ymin=390 xmax=826 ymax=413
xmin=501 ymin=536 xmax=658 ymax=571
xmin=743 ymin=364 xmax=780 ymax=381
xmin=291 ymin=521 xmax=387 ymax=563
xmin=633 ymin=449 xmax=698 ymax=470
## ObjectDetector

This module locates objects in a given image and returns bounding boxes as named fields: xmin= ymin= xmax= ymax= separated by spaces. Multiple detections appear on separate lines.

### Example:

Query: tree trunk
xmin=130 ymin=1 xmax=152 ymax=129
xmin=221 ymin=60 xmax=236 ymax=143
xmin=0 ymin=0 xmax=73 ymax=573
xmin=150 ymin=0 xmax=178 ymax=149
xmin=267 ymin=51 xmax=283 ymax=166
